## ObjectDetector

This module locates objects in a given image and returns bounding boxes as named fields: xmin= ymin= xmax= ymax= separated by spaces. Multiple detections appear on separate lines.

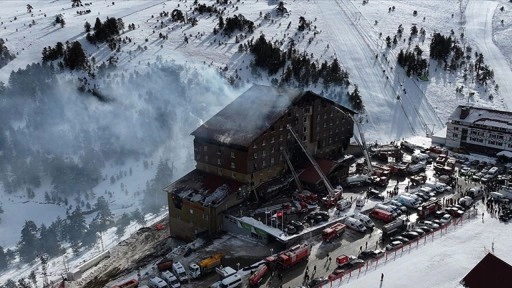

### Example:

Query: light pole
xmin=237 ymin=262 xmax=240 ymax=272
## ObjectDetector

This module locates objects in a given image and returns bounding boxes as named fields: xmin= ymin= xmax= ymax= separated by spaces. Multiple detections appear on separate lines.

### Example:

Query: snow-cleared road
xmin=465 ymin=0 xmax=512 ymax=110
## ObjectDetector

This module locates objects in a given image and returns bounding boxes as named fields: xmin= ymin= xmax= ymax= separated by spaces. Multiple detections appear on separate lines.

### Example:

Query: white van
xmin=352 ymin=213 xmax=375 ymax=228
xmin=336 ymin=199 xmax=352 ymax=211
xmin=487 ymin=167 xmax=499 ymax=176
xmin=172 ymin=262 xmax=188 ymax=283
xmin=397 ymin=195 xmax=419 ymax=208
xmin=219 ymin=274 xmax=242 ymax=288
xmin=374 ymin=203 xmax=398 ymax=217
xmin=355 ymin=196 xmax=365 ymax=209
xmin=149 ymin=277 xmax=169 ymax=288
xmin=344 ymin=217 xmax=367 ymax=233
xmin=161 ymin=271 xmax=180 ymax=288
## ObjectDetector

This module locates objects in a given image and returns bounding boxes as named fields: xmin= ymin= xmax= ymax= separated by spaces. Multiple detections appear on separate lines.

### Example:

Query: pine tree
xmin=84 ymin=21 xmax=91 ymax=32
xmin=0 ymin=245 xmax=8 ymax=271
xmin=66 ymin=207 xmax=87 ymax=250
xmin=18 ymin=221 xmax=39 ymax=263
xmin=64 ymin=41 xmax=87 ymax=70
xmin=115 ymin=213 xmax=131 ymax=238
xmin=39 ymin=224 xmax=61 ymax=257
xmin=131 ymin=209 xmax=146 ymax=226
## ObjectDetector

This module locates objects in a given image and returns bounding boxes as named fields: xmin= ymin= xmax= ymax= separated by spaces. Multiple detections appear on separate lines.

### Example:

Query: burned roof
xmin=191 ymin=85 xmax=354 ymax=147
xmin=449 ymin=105 xmax=512 ymax=130
xmin=165 ymin=169 xmax=244 ymax=207
xmin=461 ymin=253 xmax=512 ymax=288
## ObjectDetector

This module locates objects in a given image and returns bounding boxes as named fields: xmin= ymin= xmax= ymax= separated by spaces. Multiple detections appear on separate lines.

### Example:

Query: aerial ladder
xmin=333 ymin=107 xmax=372 ymax=174
xmin=282 ymin=149 xmax=303 ymax=192
xmin=286 ymin=125 xmax=342 ymax=197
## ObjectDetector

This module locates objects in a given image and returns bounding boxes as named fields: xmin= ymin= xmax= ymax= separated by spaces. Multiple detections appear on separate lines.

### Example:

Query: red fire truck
xmin=265 ymin=243 xmax=311 ymax=270
xmin=322 ymin=223 xmax=346 ymax=242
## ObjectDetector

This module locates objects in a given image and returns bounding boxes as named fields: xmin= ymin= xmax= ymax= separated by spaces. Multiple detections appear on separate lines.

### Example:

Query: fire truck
xmin=265 ymin=243 xmax=311 ymax=270
xmin=248 ymin=264 xmax=269 ymax=287
xmin=417 ymin=199 xmax=442 ymax=219
xmin=322 ymin=223 xmax=346 ymax=242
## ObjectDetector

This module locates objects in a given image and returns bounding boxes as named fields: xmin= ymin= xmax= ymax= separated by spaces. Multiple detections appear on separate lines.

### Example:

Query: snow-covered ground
xmin=1 ymin=0 xmax=512 ymax=286
xmin=340 ymin=206 xmax=511 ymax=288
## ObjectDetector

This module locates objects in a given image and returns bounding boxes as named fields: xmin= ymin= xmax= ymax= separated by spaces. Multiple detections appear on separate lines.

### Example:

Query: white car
xmin=439 ymin=214 xmax=452 ymax=224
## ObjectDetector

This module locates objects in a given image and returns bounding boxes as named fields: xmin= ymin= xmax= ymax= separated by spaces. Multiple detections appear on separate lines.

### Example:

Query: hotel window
xmin=303 ymin=117 xmax=307 ymax=123
xmin=262 ymin=150 xmax=266 ymax=157
xmin=217 ymin=159 xmax=221 ymax=165
xmin=231 ymin=162 xmax=235 ymax=169
xmin=205 ymin=155 xmax=209 ymax=161
xmin=271 ymin=137 xmax=275 ymax=143
xmin=231 ymin=152 xmax=235 ymax=158
xmin=303 ymin=126 xmax=307 ymax=132
xmin=453 ymin=133 xmax=458 ymax=138
xmin=262 ymin=140 xmax=266 ymax=146
xmin=203 ymin=146 xmax=207 ymax=151
xmin=262 ymin=161 xmax=266 ymax=168
xmin=254 ymin=153 xmax=258 ymax=159
xmin=271 ymin=158 xmax=275 ymax=165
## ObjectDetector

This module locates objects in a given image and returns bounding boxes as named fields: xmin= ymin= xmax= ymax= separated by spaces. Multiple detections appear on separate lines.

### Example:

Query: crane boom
xmin=286 ymin=125 xmax=338 ymax=195
xmin=353 ymin=119 xmax=372 ymax=174
xmin=282 ymin=150 xmax=303 ymax=192
xmin=332 ymin=107 xmax=372 ymax=174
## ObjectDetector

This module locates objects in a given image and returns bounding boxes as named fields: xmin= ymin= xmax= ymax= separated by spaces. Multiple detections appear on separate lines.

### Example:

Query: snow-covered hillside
xmin=1 ymin=0 xmax=512 ymax=286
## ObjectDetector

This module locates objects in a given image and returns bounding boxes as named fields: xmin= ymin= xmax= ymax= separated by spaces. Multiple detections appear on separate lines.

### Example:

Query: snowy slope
xmin=340 ymin=209 xmax=511 ymax=288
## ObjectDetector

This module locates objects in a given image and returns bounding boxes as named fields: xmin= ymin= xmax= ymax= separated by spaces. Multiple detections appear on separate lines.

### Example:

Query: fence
xmin=323 ymin=208 xmax=478 ymax=287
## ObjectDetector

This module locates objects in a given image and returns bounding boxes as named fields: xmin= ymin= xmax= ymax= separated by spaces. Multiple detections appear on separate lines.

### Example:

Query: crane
xmin=282 ymin=149 xmax=303 ymax=192
xmin=286 ymin=125 xmax=342 ymax=197
xmin=333 ymin=107 xmax=373 ymax=174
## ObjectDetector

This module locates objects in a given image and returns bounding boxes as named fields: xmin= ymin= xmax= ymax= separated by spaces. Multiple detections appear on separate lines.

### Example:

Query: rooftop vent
xmin=460 ymin=107 xmax=470 ymax=119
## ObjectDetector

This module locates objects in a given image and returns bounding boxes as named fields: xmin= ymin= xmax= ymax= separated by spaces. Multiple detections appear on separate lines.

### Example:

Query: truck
xmin=248 ymin=264 xmax=269 ymax=287
xmin=417 ymin=199 xmax=441 ymax=219
xmin=322 ymin=223 xmax=346 ymax=242
xmin=189 ymin=253 xmax=224 ymax=279
xmin=381 ymin=215 xmax=408 ymax=237
xmin=215 ymin=266 xmax=237 ymax=279
xmin=112 ymin=279 xmax=139 ymax=288
xmin=265 ymin=243 xmax=311 ymax=270
xmin=157 ymin=258 xmax=174 ymax=272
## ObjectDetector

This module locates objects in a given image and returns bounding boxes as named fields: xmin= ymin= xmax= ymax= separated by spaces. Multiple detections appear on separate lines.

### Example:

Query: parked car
xmin=459 ymin=167 xmax=471 ymax=176
xmin=384 ymin=200 xmax=408 ymax=212
xmin=439 ymin=214 xmax=452 ymax=224
xmin=339 ymin=259 xmax=365 ymax=270
xmin=416 ymin=220 xmax=440 ymax=229
xmin=445 ymin=207 xmax=464 ymax=218
xmin=411 ymin=228 xmax=426 ymax=236
xmin=433 ymin=211 xmax=447 ymax=219
xmin=385 ymin=241 xmax=404 ymax=251
xmin=358 ymin=249 xmax=384 ymax=260
xmin=290 ymin=220 xmax=304 ymax=232
xmin=401 ymin=231 xmax=420 ymax=240
xmin=308 ymin=276 xmax=329 ymax=288
xmin=415 ymin=225 xmax=433 ymax=233
xmin=389 ymin=236 xmax=410 ymax=244
xmin=328 ymin=269 xmax=346 ymax=282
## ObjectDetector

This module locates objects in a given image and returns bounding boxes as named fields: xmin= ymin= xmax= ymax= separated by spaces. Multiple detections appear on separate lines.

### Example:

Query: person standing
xmin=381 ymin=273 xmax=384 ymax=281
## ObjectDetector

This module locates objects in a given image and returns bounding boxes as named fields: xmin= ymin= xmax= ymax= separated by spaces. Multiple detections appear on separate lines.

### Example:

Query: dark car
xmin=433 ymin=210 xmax=447 ymax=219
xmin=285 ymin=224 xmax=297 ymax=234
xmin=368 ymin=190 xmax=385 ymax=201
xmin=343 ymin=259 xmax=365 ymax=270
xmin=411 ymin=228 xmax=426 ymax=236
xmin=385 ymin=241 xmax=403 ymax=251
xmin=416 ymin=225 xmax=433 ymax=233
xmin=358 ymin=249 xmax=385 ymax=260
xmin=401 ymin=231 xmax=420 ymax=240
xmin=389 ymin=236 xmax=410 ymax=244
xmin=290 ymin=220 xmax=304 ymax=232
xmin=308 ymin=276 xmax=329 ymax=288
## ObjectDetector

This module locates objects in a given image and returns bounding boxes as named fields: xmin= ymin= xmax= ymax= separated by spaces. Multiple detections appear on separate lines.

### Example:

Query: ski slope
xmin=465 ymin=0 xmax=512 ymax=110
